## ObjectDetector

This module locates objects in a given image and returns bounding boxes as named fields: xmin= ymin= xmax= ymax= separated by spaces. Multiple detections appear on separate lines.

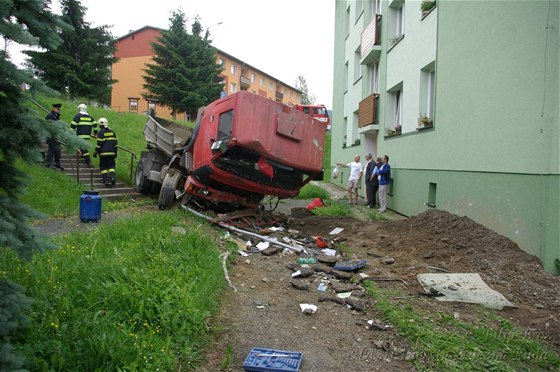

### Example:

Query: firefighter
xmin=93 ymin=118 xmax=117 ymax=186
xmin=71 ymin=103 xmax=97 ymax=166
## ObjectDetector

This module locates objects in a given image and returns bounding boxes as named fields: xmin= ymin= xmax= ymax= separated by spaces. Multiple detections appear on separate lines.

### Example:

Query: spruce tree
xmin=25 ymin=0 xmax=117 ymax=104
xmin=143 ymin=11 xmax=223 ymax=119
xmin=0 ymin=0 xmax=80 ymax=368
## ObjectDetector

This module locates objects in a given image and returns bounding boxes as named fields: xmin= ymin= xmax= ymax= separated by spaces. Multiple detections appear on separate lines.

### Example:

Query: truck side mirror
xmin=211 ymin=140 xmax=226 ymax=154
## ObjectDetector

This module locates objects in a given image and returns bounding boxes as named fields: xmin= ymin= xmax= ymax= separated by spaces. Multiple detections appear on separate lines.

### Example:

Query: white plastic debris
xmin=291 ymin=270 xmax=302 ymax=278
xmin=269 ymin=226 xmax=285 ymax=232
xmin=282 ymin=236 xmax=291 ymax=243
xmin=299 ymin=304 xmax=318 ymax=314
xmin=245 ymin=241 xmax=253 ymax=247
xmin=321 ymin=248 xmax=337 ymax=257
xmin=238 ymin=250 xmax=250 ymax=257
xmin=256 ymin=241 xmax=270 ymax=251
xmin=336 ymin=292 xmax=352 ymax=299
xmin=329 ymin=227 xmax=344 ymax=235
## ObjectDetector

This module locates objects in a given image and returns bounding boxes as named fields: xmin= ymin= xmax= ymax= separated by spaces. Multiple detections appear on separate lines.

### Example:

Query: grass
xmin=17 ymin=160 xmax=85 ymax=218
xmin=312 ymin=200 xmax=353 ymax=217
xmin=0 ymin=210 xmax=225 ymax=370
xmin=25 ymin=94 xmax=194 ymax=186
xmin=295 ymin=183 xmax=330 ymax=200
xmin=366 ymin=209 xmax=389 ymax=221
xmin=365 ymin=282 xmax=560 ymax=371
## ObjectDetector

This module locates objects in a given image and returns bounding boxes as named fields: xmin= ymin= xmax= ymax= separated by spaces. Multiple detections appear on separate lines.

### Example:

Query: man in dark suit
xmin=45 ymin=103 xmax=63 ymax=170
xmin=364 ymin=153 xmax=381 ymax=208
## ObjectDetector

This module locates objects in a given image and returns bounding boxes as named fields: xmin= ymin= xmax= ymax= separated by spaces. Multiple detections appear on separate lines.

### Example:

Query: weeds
xmin=0 ymin=211 xmax=225 ymax=370
xmin=295 ymin=184 xmax=330 ymax=200
xmin=312 ymin=201 xmax=353 ymax=217
xmin=365 ymin=282 xmax=560 ymax=370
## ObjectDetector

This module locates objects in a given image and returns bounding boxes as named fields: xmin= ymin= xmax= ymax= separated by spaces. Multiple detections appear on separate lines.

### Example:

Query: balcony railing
xmin=361 ymin=14 xmax=382 ymax=61
xmin=358 ymin=93 xmax=379 ymax=128
xmin=275 ymin=91 xmax=284 ymax=101
xmin=240 ymin=75 xmax=251 ymax=89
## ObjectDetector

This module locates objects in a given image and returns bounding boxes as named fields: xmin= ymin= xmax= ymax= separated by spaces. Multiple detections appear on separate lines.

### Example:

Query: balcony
xmin=360 ymin=14 xmax=382 ymax=65
xmin=275 ymin=91 xmax=284 ymax=101
xmin=240 ymin=75 xmax=251 ymax=90
xmin=358 ymin=93 xmax=379 ymax=134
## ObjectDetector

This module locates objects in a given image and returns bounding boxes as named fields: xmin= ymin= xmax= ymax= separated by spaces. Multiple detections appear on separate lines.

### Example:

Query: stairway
xmin=58 ymin=151 xmax=141 ymax=201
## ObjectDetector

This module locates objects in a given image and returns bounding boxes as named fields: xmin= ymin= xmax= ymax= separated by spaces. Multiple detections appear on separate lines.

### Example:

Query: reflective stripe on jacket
xmin=95 ymin=127 xmax=118 ymax=157
xmin=71 ymin=113 xmax=97 ymax=139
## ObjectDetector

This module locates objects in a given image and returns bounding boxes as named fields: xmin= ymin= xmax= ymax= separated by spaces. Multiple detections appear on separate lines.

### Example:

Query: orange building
xmin=111 ymin=26 xmax=302 ymax=120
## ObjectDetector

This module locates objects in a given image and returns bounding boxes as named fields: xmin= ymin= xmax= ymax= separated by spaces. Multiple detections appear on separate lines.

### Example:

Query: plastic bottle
xmin=297 ymin=257 xmax=318 ymax=264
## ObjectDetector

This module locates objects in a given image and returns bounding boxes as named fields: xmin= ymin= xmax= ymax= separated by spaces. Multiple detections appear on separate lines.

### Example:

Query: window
xmin=230 ymin=82 xmax=236 ymax=93
xmin=217 ymin=109 xmax=234 ymax=143
xmin=269 ymin=82 xmax=273 ymax=90
xmin=230 ymin=64 xmax=237 ymax=75
xmin=369 ymin=61 xmax=379 ymax=94
xmin=396 ymin=4 xmax=404 ymax=37
xmin=419 ymin=63 xmax=436 ymax=124
xmin=218 ymin=58 xmax=225 ymax=67
xmin=354 ymin=48 xmax=362 ymax=82
xmin=251 ymin=73 xmax=256 ymax=83
xmin=343 ymin=116 xmax=348 ymax=148
xmin=394 ymin=90 xmax=402 ymax=126
xmin=344 ymin=62 xmax=349 ymax=92
xmin=261 ymin=78 xmax=265 ymax=87
xmin=355 ymin=0 xmax=363 ymax=22
xmin=128 ymin=97 xmax=139 ymax=112
xmin=147 ymin=100 xmax=156 ymax=115
xmin=345 ymin=5 xmax=350 ymax=38
xmin=372 ymin=0 xmax=382 ymax=15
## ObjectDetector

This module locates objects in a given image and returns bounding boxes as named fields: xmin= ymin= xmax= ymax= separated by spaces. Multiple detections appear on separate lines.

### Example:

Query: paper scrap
xmin=322 ymin=248 xmax=337 ymax=257
xmin=282 ymin=236 xmax=291 ymax=243
xmin=256 ymin=242 xmax=270 ymax=251
xmin=329 ymin=227 xmax=344 ymax=235
xmin=291 ymin=270 xmax=302 ymax=278
xmin=269 ymin=226 xmax=285 ymax=232
xmin=299 ymin=303 xmax=318 ymax=314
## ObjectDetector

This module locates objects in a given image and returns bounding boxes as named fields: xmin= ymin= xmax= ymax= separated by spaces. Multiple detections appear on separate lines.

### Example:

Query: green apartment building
xmin=332 ymin=0 xmax=559 ymax=273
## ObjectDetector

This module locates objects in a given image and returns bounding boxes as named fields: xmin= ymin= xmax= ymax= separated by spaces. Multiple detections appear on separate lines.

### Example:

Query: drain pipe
xmin=182 ymin=205 xmax=303 ymax=252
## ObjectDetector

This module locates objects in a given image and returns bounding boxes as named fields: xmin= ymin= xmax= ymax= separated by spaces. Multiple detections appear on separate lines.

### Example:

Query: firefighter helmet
xmin=78 ymin=103 xmax=87 ymax=111
xmin=98 ymin=117 xmax=108 ymax=127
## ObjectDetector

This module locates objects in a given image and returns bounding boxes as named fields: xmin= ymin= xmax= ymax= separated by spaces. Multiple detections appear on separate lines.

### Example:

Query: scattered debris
xmin=290 ymin=279 xmax=309 ymax=290
xmin=336 ymin=292 xmax=352 ymax=299
xmin=297 ymin=257 xmax=318 ymax=264
xmin=417 ymin=273 xmax=515 ymax=310
xmin=422 ymin=251 xmax=435 ymax=259
xmin=331 ymin=270 xmax=353 ymax=280
xmin=243 ymin=348 xmax=303 ymax=372
xmin=368 ymin=319 xmax=393 ymax=331
xmin=219 ymin=251 xmax=237 ymax=293
xmin=383 ymin=257 xmax=395 ymax=265
xmin=317 ymin=281 xmax=328 ymax=292
xmin=261 ymin=246 xmax=281 ymax=256
xmin=321 ymin=248 xmax=337 ymax=257
xmin=333 ymin=259 xmax=367 ymax=271
xmin=299 ymin=304 xmax=318 ymax=314
xmin=345 ymin=297 xmax=365 ymax=311
xmin=291 ymin=268 xmax=314 ymax=278
xmin=315 ymin=236 xmax=329 ymax=248
xmin=330 ymin=280 xmax=356 ymax=293
xmin=329 ymin=227 xmax=344 ymax=235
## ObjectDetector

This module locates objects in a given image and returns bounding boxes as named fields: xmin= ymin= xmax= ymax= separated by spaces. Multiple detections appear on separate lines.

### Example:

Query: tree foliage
xmin=295 ymin=74 xmax=316 ymax=105
xmin=25 ymin=0 xmax=117 ymax=104
xmin=1 ymin=0 xmax=82 ymax=367
xmin=143 ymin=10 xmax=223 ymax=119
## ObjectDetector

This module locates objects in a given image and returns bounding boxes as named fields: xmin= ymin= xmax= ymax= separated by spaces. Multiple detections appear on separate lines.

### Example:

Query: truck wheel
xmin=135 ymin=158 xmax=155 ymax=194
xmin=158 ymin=170 xmax=182 ymax=210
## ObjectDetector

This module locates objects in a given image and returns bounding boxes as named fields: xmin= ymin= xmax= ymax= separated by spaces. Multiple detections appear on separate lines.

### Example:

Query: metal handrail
xmin=116 ymin=145 xmax=137 ymax=180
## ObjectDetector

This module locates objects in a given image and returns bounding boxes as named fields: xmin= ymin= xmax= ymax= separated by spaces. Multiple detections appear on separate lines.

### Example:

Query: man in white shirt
xmin=336 ymin=154 xmax=363 ymax=204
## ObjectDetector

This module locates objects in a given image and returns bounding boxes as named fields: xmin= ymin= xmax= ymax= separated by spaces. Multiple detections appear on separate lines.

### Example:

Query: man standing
xmin=365 ymin=154 xmax=381 ymax=208
xmin=375 ymin=155 xmax=391 ymax=212
xmin=94 ymin=118 xmax=117 ymax=186
xmin=71 ymin=103 xmax=97 ymax=166
xmin=337 ymin=154 xmax=363 ymax=205
xmin=44 ymin=103 xmax=63 ymax=171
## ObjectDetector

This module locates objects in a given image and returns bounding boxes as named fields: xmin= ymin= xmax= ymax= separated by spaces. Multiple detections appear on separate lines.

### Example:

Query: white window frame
xmin=369 ymin=62 xmax=379 ymax=94
xmin=230 ymin=82 xmax=236 ymax=94
xmin=354 ymin=49 xmax=362 ymax=82
xmin=230 ymin=64 xmax=237 ymax=75
xmin=251 ymin=73 xmax=256 ymax=83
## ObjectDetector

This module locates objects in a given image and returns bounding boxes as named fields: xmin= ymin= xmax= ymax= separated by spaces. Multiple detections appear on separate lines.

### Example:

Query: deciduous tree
xmin=295 ymin=75 xmax=316 ymax=105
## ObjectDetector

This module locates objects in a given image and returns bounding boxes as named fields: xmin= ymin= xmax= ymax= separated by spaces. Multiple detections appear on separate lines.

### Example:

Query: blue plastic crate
xmin=243 ymin=347 xmax=303 ymax=372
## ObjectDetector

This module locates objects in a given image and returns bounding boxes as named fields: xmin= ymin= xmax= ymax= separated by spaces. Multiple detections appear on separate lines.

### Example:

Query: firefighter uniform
xmin=71 ymin=104 xmax=97 ymax=165
xmin=95 ymin=122 xmax=118 ymax=186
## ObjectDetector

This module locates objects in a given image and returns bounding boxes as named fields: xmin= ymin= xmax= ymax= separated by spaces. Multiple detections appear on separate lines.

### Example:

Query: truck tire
xmin=135 ymin=158 xmax=155 ymax=195
xmin=158 ymin=170 xmax=182 ymax=210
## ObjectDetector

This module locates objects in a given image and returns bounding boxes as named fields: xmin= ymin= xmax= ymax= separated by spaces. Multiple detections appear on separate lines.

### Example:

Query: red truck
xmin=135 ymin=91 xmax=326 ymax=211
xmin=294 ymin=104 xmax=330 ymax=128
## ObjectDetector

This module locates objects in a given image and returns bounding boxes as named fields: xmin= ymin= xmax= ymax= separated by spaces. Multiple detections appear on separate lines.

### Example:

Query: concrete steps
xmin=52 ymin=150 xmax=140 ymax=201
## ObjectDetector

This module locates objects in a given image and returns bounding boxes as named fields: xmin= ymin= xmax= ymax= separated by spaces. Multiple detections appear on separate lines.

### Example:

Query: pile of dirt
xmin=199 ymin=209 xmax=559 ymax=371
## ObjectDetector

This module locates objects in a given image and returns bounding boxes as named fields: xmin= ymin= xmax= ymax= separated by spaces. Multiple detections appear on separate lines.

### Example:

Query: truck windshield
xmin=217 ymin=109 xmax=234 ymax=143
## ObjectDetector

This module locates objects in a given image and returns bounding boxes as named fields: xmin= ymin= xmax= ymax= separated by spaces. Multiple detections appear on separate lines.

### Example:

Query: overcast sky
xmin=11 ymin=0 xmax=335 ymax=107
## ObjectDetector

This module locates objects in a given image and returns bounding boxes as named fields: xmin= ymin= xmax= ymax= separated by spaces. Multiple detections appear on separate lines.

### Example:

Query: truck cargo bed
xmin=144 ymin=116 xmax=193 ymax=157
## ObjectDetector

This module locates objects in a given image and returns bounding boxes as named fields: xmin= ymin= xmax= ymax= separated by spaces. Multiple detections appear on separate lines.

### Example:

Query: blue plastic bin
xmin=243 ymin=347 xmax=302 ymax=372
xmin=79 ymin=190 xmax=102 ymax=223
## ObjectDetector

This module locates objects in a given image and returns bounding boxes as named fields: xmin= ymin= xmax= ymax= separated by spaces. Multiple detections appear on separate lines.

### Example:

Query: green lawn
xmin=0 ymin=211 xmax=226 ymax=370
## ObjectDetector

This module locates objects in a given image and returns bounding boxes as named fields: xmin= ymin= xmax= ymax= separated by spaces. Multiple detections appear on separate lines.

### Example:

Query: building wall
xmin=111 ymin=27 xmax=302 ymax=120
xmin=332 ymin=0 xmax=559 ymax=273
